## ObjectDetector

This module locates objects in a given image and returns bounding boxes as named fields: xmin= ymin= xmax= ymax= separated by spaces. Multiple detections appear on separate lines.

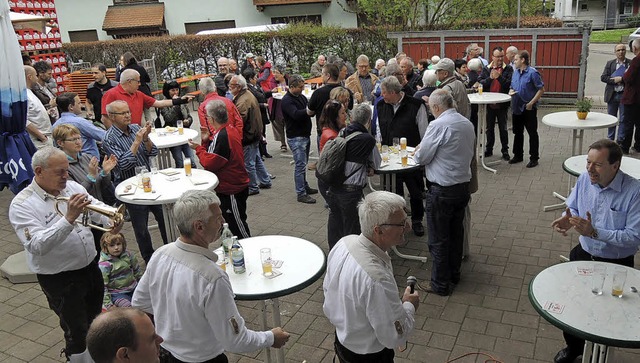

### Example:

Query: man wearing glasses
xmin=323 ymin=191 xmax=419 ymax=363
xmin=102 ymin=100 xmax=167 ymax=264
xmin=414 ymin=89 xmax=475 ymax=296
xmin=100 ymin=69 xmax=192 ymax=128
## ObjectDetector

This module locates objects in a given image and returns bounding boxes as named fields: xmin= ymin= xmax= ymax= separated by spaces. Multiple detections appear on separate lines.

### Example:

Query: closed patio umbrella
xmin=0 ymin=1 xmax=36 ymax=194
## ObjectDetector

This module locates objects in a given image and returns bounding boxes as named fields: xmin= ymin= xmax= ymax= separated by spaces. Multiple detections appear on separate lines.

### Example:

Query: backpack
xmin=316 ymin=131 xmax=361 ymax=187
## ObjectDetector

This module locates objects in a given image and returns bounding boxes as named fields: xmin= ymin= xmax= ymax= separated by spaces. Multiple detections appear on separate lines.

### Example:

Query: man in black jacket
xmin=601 ymin=43 xmax=630 ymax=142
xmin=282 ymin=75 xmax=318 ymax=204
xmin=478 ymin=47 xmax=514 ymax=161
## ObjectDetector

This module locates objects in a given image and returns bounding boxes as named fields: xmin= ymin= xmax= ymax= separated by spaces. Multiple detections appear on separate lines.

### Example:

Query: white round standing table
xmin=271 ymin=89 xmax=314 ymax=100
xmin=216 ymin=235 xmax=326 ymax=363
xmin=148 ymin=128 xmax=199 ymax=169
xmin=115 ymin=169 xmax=218 ymax=242
xmin=563 ymin=155 xmax=640 ymax=179
xmin=468 ymin=92 xmax=512 ymax=174
xmin=542 ymin=112 xmax=618 ymax=211
xmin=529 ymin=261 xmax=640 ymax=362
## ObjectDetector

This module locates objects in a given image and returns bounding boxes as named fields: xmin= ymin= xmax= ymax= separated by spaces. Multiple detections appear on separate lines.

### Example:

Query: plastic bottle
xmin=230 ymin=237 xmax=246 ymax=274
xmin=219 ymin=223 xmax=233 ymax=262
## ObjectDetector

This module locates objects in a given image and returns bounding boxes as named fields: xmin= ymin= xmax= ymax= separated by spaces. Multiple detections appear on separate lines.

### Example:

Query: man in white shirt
xmin=9 ymin=147 xmax=123 ymax=362
xmin=323 ymin=191 xmax=419 ymax=362
xmin=87 ymin=308 xmax=164 ymax=363
xmin=132 ymin=190 xmax=290 ymax=362
xmin=414 ymin=89 xmax=475 ymax=296
xmin=24 ymin=65 xmax=52 ymax=149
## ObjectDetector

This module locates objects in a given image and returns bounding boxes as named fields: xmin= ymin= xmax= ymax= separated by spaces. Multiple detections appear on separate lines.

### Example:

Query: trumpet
xmin=54 ymin=197 xmax=125 ymax=232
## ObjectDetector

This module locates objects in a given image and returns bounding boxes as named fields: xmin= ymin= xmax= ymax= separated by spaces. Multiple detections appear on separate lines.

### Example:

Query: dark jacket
xmin=281 ymin=91 xmax=312 ymax=138
xmin=247 ymin=83 xmax=271 ymax=128
xmin=233 ymin=89 xmax=263 ymax=145
xmin=478 ymin=63 xmax=513 ymax=109
xmin=214 ymin=73 xmax=228 ymax=97
xmin=622 ymin=55 xmax=640 ymax=105
xmin=376 ymin=95 xmax=423 ymax=147
xmin=123 ymin=63 xmax=152 ymax=96
xmin=601 ymin=58 xmax=631 ymax=103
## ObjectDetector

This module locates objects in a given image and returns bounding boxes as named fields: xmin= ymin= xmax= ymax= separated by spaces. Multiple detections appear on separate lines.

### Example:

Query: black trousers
xmin=393 ymin=170 xmax=425 ymax=223
xmin=37 ymin=262 xmax=103 ymax=357
xmin=563 ymin=243 xmax=635 ymax=354
xmin=160 ymin=346 xmax=228 ymax=363
xmin=621 ymin=102 xmax=640 ymax=152
xmin=334 ymin=337 xmax=394 ymax=363
xmin=218 ymin=188 xmax=251 ymax=239
xmin=486 ymin=107 xmax=509 ymax=154
xmin=512 ymin=109 xmax=539 ymax=161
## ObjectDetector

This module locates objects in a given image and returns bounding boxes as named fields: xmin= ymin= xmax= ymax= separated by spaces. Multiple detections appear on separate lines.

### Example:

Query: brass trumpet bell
xmin=54 ymin=197 xmax=125 ymax=232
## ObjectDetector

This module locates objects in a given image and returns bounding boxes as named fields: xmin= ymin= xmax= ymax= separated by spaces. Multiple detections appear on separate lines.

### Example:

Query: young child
xmin=98 ymin=233 xmax=144 ymax=309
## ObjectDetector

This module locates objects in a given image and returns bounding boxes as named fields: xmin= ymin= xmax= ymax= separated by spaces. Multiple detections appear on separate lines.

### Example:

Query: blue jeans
xmin=288 ymin=136 xmax=311 ymax=196
xmin=327 ymin=186 xmax=364 ymax=249
xmin=243 ymin=142 xmax=271 ymax=193
xmin=426 ymin=183 xmax=470 ymax=293
xmin=126 ymin=203 xmax=168 ymax=263
xmin=607 ymin=92 xmax=625 ymax=142
xmin=170 ymin=143 xmax=195 ymax=168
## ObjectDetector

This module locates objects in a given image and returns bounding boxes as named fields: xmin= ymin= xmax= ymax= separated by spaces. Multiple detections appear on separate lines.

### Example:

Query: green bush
xmin=627 ymin=15 xmax=640 ymax=28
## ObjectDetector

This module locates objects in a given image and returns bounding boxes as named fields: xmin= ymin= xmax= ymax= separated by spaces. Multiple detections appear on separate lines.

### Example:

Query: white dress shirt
xmin=414 ymin=108 xmax=475 ymax=186
xmin=323 ymin=234 xmax=415 ymax=354
xmin=9 ymin=180 xmax=109 ymax=274
xmin=26 ymin=89 xmax=52 ymax=149
xmin=132 ymin=240 xmax=273 ymax=362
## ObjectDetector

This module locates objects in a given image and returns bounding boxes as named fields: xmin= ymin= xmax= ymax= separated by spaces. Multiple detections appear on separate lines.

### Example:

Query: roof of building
xmin=102 ymin=3 xmax=165 ymax=31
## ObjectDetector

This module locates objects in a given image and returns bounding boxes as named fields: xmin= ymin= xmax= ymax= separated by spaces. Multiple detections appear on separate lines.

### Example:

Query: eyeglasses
xmin=110 ymin=111 xmax=132 ymax=116
xmin=380 ymin=217 xmax=410 ymax=230
xmin=129 ymin=79 xmax=141 ymax=84
xmin=64 ymin=137 xmax=82 ymax=143
xmin=228 ymin=83 xmax=239 ymax=87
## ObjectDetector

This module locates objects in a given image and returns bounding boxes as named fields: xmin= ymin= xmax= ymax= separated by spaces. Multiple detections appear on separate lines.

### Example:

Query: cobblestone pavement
xmin=1 ymin=104 xmax=639 ymax=363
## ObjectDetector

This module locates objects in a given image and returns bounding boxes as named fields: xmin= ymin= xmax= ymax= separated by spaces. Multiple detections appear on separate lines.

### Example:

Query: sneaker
xmin=297 ymin=194 xmax=316 ymax=204
xmin=502 ymin=153 xmax=510 ymax=161
xmin=412 ymin=221 xmax=425 ymax=236
xmin=248 ymin=190 xmax=260 ymax=196
xmin=305 ymin=186 xmax=319 ymax=195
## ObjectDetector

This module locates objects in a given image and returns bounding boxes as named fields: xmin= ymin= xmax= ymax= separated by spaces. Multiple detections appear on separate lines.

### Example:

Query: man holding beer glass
xmin=9 ymin=147 xmax=124 ymax=362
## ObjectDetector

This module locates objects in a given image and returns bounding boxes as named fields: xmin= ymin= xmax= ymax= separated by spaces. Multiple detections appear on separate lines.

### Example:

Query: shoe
xmin=259 ymin=183 xmax=272 ymax=189
xmin=305 ymin=186 xmax=319 ymax=195
xmin=412 ymin=221 xmax=425 ymax=236
xmin=269 ymin=174 xmax=276 ymax=180
xmin=425 ymin=283 xmax=450 ymax=296
xmin=123 ymin=208 xmax=131 ymax=222
xmin=297 ymin=194 xmax=316 ymax=204
xmin=280 ymin=145 xmax=288 ymax=152
xmin=248 ymin=190 xmax=260 ymax=196
xmin=484 ymin=150 xmax=493 ymax=157
xmin=622 ymin=148 xmax=630 ymax=155
xmin=502 ymin=153 xmax=510 ymax=161
xmin=308 ymin=162 xmax=317 ymax=171
xmin=553 ymin=347 xmax=580 ymax=363
xmin=526 ymin=160 xmax=539 ymax=168
xmin=508 ymin=157 xmax=523 ymax=164
xmin=264 ymin=153 xmax=273 ymax=159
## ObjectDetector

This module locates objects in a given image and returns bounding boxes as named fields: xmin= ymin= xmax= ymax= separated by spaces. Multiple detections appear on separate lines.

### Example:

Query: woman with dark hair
xmin=454 ymin=59 xmax=470 ymax=88
xmin=256 ymin=56 xmax=276 ymax=92
xmin=159 ymin=80 xmax=195 ymax=167
xmin=317 ymin=100 xmax=348 ymax=205
xmin=120 ymin=51 xmax=152 ymax=97
xmin=269 ymin=65 xmax=289 ymax=152
xmin=243 ymin=68 xmax=273 ymax=159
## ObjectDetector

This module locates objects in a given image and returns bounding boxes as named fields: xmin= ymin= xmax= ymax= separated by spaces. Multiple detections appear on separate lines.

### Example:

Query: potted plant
xmin=576 ymin=97 xmax=592 ymax=120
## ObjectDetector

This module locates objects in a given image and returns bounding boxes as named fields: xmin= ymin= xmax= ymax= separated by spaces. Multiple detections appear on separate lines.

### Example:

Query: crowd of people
xmin=13 ymin=41 xmax=640 ymax=363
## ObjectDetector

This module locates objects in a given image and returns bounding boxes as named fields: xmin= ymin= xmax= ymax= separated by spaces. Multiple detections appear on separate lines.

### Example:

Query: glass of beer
xmin=304 ymin=84 xmax=311 ymax=95
xmin=392 ymin=137 xmax=400 ymax=154
xmin=142 ymin=173 xmax=152 ymax=193
xmin=612 ymin=267 xmax=627 ymax=298
xmin=400 ymin=150 xmax=408 ymax=167
xmin=215 ymin=250 xmax=226 ymax=272
xmin=381 ymin=145 xmax=389 ymax=163
xmin=400 ymin=137 xmax=407 ymax=151
xmin=177 ymin=120 xmax=184 ymax=135
xmin=277 ymin=85 xmax=283 ymax=94
xmin=478 ymin=84 xmax=484 ymax=95
xmin=260 ymin=248 xmax=273 ymax=276
xmin=184 ymin=158 xmax=192 ymax=176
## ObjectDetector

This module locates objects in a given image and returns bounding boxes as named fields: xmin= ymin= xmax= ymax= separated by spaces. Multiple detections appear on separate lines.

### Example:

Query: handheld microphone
xmin=407 ymin=276 xmax=417 ymax=294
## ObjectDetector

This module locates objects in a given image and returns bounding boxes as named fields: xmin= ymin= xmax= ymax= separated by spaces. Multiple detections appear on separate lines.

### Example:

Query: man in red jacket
xmin=198 ymin=77 xmax=243 ymax=137
xmin=621 ymin=39 xmax=640 ymax=154
xmin=189 ymin=100 xmax=251 ymax=238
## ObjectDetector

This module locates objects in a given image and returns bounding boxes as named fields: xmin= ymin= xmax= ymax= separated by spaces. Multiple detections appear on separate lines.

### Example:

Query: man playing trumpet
xmin=9 ymin=147 xmax=124 ymax=363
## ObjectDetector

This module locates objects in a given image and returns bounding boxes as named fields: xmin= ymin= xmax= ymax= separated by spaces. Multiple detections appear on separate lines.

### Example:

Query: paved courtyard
xmin=1 ymin=100 xmax=640 ymax=362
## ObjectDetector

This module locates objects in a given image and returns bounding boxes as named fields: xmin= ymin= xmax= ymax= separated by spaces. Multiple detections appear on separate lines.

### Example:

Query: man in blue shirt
xmin=551 ymin=139 xmax=640 ymax=363
xmin=509 ymin=50 xmax=544 ymax=168
xmin=54 ymin=92 xmax=106 ymax=158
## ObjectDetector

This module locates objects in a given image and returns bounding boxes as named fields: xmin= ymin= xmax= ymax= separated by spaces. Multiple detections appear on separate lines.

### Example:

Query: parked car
xmin=629 ymin=27 xmax=640 ymax=48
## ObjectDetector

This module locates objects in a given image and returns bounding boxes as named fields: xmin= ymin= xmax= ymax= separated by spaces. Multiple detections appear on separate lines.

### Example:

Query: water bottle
xmin=219 ymin=223 xmax=233 ymax=262
xmin=231 ymin=237 xmax=246 ymax=274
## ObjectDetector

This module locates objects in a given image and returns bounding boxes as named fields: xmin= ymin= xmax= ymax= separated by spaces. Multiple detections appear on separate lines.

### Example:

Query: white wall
xmin=55 ymin=0 xmax=357 ymax=43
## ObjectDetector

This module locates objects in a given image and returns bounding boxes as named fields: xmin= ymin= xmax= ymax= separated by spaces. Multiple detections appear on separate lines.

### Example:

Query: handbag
xmin=154 ymin=108 xmax=163 ymax=128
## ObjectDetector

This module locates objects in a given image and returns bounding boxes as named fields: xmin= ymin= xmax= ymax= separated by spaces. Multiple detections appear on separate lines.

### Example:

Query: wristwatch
xmin=591 ymin=228 xmax=599 ymax=239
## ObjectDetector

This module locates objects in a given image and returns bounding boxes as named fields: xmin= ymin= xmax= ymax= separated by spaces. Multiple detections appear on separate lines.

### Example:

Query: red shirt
xmin=320 ymin=127 xmax=339 ymax=152
xmin=195 ymin=124 xmax=248 ymax=195
xmin=198 ymin=92 xmax=244 ymax=137
xmin=101 ymin=84 xmax=156 ymax=125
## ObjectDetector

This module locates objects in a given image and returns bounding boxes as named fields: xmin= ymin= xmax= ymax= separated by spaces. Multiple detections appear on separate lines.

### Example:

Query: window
xmin=623 ymin=0 xmax=633 ymax=14
xmin=271 ymin=15 xmax=321 ymax=25
xmin=184 ymin=20 xmax=236 ymax=35
xmin=68 ymin=30 xmax=98 ymax=42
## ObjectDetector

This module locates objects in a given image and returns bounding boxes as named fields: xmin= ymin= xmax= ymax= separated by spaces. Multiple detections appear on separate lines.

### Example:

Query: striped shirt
xmin=103 ymin=124 xmax=158 ymax=184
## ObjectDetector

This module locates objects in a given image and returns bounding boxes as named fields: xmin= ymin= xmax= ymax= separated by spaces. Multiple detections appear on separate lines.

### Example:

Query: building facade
xmin=55 ymin=0 xmax=357 ymax=42
xmin=553 ymin=0 xmax=638 ymax=29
